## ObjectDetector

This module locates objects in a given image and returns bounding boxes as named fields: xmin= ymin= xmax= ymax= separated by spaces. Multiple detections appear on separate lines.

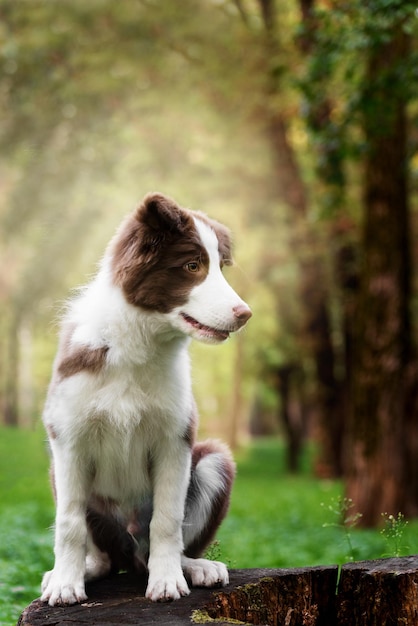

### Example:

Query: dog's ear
xmin=112 ymin=193 xmax=194 ymax=307
xmin=136 ymin=193 xmax=190 ymax=236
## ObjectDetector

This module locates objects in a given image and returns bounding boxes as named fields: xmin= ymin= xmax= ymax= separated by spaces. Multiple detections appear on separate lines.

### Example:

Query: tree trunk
xmin=257 ymin=0 xmax=341 ymax=476
xmin=296 ymin=0 xmax=353 ymax=479
xmin=275 ymin=364 xmax=307 ymax=472
xmin=269 ymin=117 xmax=340 ymax=477
xmin=345 ymin=23 xmax=416 ymax=524
xmin=3 ymin=316 xmax=19 ymax=426
xmin=18 ymin=323 xmax=34 ymax=427
xmin=18 ymin=558 xmax=418 ymax=626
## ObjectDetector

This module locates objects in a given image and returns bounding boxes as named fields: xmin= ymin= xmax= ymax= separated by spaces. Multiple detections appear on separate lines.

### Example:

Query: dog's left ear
xmin=136 ymin=193 xmax=191 ymax=236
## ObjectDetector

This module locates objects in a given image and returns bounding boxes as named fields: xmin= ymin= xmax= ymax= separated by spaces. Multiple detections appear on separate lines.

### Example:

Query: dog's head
xmin=111 ymin=192 xmax=251 ymax=344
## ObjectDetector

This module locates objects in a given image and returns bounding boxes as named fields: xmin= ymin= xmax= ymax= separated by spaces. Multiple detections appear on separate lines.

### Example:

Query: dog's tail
xmin=183 ymin=440 xmax=236 ymax=558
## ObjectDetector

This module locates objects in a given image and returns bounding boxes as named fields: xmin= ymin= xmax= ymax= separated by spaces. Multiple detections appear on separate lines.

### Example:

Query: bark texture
xmin=346 ymin=24 xmax=416 ymax=524
xmin=18 ymin=558 xmax=418 ymax=626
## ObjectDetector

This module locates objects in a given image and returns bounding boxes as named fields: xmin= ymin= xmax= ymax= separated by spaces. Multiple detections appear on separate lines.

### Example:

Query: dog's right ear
xmin=111 ymin=193 xmax=194 ymax=306
xmin=135 ymin=193 xmax=191 ymax=236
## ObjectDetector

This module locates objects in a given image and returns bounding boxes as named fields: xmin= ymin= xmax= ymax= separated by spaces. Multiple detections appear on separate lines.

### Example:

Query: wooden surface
xmin=17 ymin=557 xmax=418 ymax=625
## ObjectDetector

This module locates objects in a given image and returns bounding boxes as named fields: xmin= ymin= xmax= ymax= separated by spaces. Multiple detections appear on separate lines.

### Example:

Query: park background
xmin=1 ymin=1 xmax=418 ymax=624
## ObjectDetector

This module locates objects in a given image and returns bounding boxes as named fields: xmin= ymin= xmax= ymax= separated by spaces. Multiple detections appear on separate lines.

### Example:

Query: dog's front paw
xmin=41 ymin=569 xmax=87 ymax=606
xmin=182 ymin=556 xmax=229 ymax=588
xmin=146 ymin=568 xmax=190 ymax=602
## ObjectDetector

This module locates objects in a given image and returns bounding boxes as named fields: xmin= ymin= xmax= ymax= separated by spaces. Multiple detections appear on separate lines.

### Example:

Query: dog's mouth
xmin=180 ymin=313 xmax=230 ymax=342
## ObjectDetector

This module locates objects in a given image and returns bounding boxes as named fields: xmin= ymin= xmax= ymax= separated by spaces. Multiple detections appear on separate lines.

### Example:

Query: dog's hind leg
xmin=181 ymin=440 xmax=235 ymax=587
xmin=85 ymin=507 xmax=141 ymax=580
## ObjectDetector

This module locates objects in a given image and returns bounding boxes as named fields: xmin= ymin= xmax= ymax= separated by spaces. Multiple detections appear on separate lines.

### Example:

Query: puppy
xmin=41 ymin=192 xmax=252 ymax=606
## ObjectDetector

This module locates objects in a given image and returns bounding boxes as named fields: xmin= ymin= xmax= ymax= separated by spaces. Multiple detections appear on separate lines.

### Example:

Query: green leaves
xmin=298 ymin=0 xmax=417 ymax=220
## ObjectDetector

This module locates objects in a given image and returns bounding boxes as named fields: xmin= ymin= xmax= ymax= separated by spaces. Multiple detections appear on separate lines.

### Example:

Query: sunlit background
xmin=1 ymin=1 xmax=307 ymax=443
xmin=1 ymin=1 xmax=418 ymax=623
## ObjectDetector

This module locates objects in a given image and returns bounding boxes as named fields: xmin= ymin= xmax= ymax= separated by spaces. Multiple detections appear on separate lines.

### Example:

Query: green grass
xmin=0 ymin=426 xmax=54 ymax=626
xmin=1 ymin=428 xmax=418 ymax=626
xmin=217 ymin=440 xmax=418 ymax=568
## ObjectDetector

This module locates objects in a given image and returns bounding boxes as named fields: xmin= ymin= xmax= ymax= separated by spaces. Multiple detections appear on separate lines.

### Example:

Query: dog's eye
xmin=185 ymin=262 xmax=199 ymax=273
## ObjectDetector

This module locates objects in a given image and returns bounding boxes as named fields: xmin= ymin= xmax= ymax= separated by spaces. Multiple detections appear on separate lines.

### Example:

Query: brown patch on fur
xmin=46 ymin=424 xmax=58 ymax=440
xmin=183 ymin=400 xmax=199 ymax=447
xmin=111 ymin=193 xmax=224 ymax=312
xmin=126 ymin=511 xmax=142 ymax=537
xmin=57 ymin=345 xmax=109 ymax=379
xmin=86 ymin=507 xmax=138 ymax=574
xmin=185 ymin=440 xmax=236 ymax=558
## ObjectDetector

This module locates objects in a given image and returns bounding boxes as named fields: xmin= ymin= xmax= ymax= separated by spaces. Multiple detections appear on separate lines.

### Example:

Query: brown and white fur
xmin=41 ymin=192 xmax=252 ymax=606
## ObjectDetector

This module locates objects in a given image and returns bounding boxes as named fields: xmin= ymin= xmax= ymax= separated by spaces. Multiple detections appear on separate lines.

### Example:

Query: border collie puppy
xmin=41 ymin=192 xmax=252 ymax=606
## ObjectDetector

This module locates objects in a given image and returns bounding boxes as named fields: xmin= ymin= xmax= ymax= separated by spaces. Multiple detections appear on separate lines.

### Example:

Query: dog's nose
xmin=233 ymin=304 xmax=252 ymax=326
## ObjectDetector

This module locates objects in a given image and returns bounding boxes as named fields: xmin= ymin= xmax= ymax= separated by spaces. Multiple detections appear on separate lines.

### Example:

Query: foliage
xmin=0 ymin=0 xmax=285 ymax=431
xmin=381 ymin=512 xmax=410 ymax=558
xmin=300 ymin=0 xmax=418 ymax=201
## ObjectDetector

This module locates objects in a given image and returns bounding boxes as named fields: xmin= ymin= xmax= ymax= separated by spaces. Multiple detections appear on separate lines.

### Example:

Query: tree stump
xmin=17 ymin=557 xmax=418 ymax=626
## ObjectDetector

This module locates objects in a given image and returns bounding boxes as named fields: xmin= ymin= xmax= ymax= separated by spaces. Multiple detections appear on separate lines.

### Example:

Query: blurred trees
xmin=255 ymin=0 xmax=342 ymax=477
xmin=344 ymin=4 xmax=417 ymax=525
xmin=1 ymin=0 xmax=418 ymax=526
xmin=0 ymin=0 xmax=269 ymax=428
xmin=301 ymin=0 xmax=418 ymax=523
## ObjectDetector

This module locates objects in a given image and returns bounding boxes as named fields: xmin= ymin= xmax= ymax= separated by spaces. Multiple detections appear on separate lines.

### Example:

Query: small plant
xmin=204 ymin=540 xmax=222 ymax=562
xmin=322 ymin=496 xmax=363 ymax=595
xmin=380 ymin=512 xmax=409 ymax=558
xmin=204 ymin=539 xmax=236 ymax=569
xmin=322 ymin=496 xmax=363 ymax=563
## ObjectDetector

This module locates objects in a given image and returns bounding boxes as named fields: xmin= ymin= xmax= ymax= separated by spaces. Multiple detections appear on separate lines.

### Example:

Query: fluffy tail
xmin=183 ymin=440 xmax=236 ymax=557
